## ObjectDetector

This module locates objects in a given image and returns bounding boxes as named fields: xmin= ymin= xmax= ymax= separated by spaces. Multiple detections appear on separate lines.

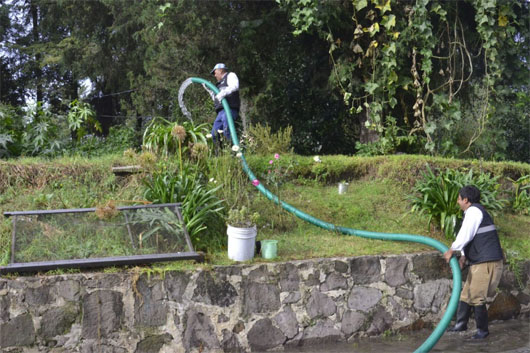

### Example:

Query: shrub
xmin=227 ymin=206 xmax=259 ymax=228
xmin=0 ymin=103 xmax=23 ymax=158
xmin=355 ymin=117 xmax=419 ymax=156
xmin=245 ymin=123 xmax=293 ymax=155
xmin=505 ymin=249 xmax=526 ymax=290
xmin=65 ymin=125 xmax=139 ymax=157
xmin=66 ymin=99 xmax=101 ymax=141
xmin=21 ymin=103 xmax=67 ymax=157
xmin=409 ymin=164 xmax=506 ymax=239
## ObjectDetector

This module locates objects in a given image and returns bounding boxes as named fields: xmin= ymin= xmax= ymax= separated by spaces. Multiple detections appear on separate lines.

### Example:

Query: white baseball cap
xmin=210 ymin=63 xmax=227 ymax=74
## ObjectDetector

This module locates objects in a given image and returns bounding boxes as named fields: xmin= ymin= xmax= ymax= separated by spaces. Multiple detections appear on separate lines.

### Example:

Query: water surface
xmin=284 ymin=318 xmax=530 ymax=353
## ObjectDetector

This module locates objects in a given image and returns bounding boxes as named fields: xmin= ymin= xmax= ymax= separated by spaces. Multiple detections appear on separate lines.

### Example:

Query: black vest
xmin=464 ymin=204 xmax=503 ymax=265
xmin=214 ymin=72 xmax=240 ymax=113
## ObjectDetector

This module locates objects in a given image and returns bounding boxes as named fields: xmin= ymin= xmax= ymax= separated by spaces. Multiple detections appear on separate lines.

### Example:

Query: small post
xmin=10 ymin=216 xmax=17 ymax=264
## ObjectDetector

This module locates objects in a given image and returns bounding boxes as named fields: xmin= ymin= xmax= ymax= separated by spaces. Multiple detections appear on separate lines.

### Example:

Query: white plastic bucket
xmin=227 ymin=225 xmax=257 ymax=261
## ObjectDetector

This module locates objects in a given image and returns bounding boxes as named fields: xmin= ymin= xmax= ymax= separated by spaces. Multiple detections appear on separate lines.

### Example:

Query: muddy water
xmin=284 ymin=318 xmax=530 ymax=353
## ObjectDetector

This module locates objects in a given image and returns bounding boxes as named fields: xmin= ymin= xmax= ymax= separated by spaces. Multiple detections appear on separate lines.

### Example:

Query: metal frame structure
xmin=1 ymin=203 xmax=203 ymax=274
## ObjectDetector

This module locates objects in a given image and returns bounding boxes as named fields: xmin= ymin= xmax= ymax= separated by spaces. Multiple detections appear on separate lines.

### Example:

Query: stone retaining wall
xmin=1 ymin=252 xmax=528 ymax=353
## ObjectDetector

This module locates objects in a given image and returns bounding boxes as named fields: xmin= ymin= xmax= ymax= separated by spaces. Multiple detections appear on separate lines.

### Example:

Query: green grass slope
xmin=1 ymin=154 xmax=528 ymax=271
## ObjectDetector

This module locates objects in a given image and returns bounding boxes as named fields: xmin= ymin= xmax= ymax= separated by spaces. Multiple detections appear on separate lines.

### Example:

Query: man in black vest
xmin=210 ymin=63 xmax=240 ymax=144
xmin=443 ymin=185 xmax=504 ymax=339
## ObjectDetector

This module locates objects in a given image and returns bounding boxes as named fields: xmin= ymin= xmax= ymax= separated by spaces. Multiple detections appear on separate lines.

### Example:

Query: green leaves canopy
xmin=1 ymin=0 xmax=528 ymax=161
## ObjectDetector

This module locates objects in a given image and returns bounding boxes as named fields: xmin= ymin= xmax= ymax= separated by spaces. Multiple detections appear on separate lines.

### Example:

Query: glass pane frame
xmin=1 ymin=203 xmax=202 ymax=274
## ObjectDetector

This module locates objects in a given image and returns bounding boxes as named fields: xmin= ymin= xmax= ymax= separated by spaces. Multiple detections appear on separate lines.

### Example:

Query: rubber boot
xmin=472 ymin=304 xmax=489 ymax=339
xmin=448 ymin=301 xmax=472 ymax=332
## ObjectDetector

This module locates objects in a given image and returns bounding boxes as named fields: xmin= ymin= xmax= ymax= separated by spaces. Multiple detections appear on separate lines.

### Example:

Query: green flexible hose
xmin=190 ymin=77 xmax=461 ymax=353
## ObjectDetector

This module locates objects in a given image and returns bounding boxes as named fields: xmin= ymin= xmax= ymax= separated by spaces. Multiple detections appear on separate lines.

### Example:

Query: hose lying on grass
xmin=185 ymin=77 xmax=462 ymax=353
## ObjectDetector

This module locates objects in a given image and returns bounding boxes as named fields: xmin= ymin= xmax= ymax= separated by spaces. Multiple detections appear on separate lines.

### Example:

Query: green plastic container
xmin=261 ymin=240 xmax=278 ymax=259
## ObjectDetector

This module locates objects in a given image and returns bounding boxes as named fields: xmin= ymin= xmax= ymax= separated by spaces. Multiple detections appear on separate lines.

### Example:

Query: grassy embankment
xmin=0 ymin=154 xmax=528 ymax=272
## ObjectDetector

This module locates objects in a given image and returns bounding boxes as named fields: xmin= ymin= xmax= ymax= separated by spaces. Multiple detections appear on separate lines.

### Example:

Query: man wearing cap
xmin=443 ymin=185 xmax=504 ymax=339
xmin=210 ymin=63 xmax=240 ymax=143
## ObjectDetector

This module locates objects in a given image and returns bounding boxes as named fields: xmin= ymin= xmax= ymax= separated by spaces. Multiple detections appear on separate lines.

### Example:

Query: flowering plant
xmin=259 ymin=153 xmax=294 ymax=228
xmin=264 ymin=153 xmax=293 ymax=190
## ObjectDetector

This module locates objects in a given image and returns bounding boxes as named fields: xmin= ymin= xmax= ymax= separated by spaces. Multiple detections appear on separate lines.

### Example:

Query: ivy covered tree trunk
xmin=358 ymin=112 xmax=380 ymax=144
xmin=30 ymin=1 xmax=43 ymax=103
xmin=279 ymin=0 xmax=529 ymax=161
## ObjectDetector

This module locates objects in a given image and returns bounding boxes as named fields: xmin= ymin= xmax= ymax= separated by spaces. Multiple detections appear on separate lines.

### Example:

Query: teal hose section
xmin=190 ymin=77 xmax=461 ymax=352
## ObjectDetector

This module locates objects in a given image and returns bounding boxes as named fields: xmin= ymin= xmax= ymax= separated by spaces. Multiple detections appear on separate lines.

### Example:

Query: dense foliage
xmin=0 ymin=0 xmax=528 ymax=162
xmin=280 ymin=0 xmax=529 ymax=160
xmin=408 ymin=165 xmax=505 ymax=239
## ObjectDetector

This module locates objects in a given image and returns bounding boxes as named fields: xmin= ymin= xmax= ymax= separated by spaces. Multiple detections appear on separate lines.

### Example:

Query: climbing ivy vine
xmin=278 ymin=0 xmax=526 ymax=157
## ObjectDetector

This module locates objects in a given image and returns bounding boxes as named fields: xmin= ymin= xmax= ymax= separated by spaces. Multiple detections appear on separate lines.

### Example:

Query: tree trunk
xmin=358 ymin=111 xmax=380 ymax=144
xmin=30 ymin=1 xmax=43 ymax=103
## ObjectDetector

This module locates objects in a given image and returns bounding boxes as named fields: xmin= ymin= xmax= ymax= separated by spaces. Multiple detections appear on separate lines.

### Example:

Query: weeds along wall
xmin=1 ymin=253 xmax=528 ymax=352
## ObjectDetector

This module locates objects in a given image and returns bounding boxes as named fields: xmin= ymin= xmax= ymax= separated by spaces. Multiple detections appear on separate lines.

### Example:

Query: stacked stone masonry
xmin=0 ymin=252 xmax=528 ymax=352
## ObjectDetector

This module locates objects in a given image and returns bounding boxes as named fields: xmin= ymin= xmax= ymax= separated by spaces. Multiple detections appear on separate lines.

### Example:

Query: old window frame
xmin=1 ymin=203 xmax=203 ymax=274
